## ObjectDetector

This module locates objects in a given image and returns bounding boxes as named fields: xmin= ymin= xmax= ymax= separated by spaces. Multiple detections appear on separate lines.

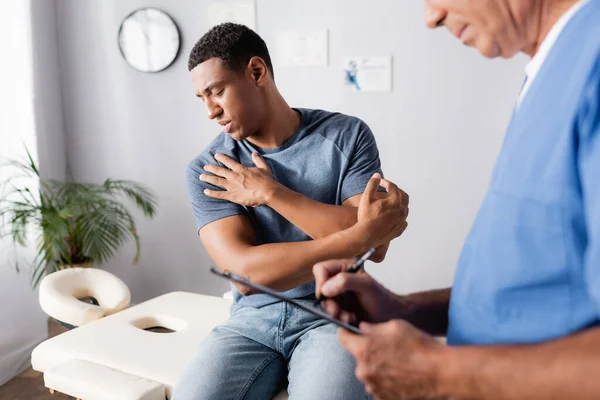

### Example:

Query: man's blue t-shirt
xmin=448 ymin=0 xmax=600 ymax=345
xmin=186 ymin=108 xmax=382 ymax=307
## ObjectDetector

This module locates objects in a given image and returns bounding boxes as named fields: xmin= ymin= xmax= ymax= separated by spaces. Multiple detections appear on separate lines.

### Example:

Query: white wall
xmin=0 ymin=0 xmax=49 ymax=386
xmin=53 ymin=0 xmax=528 ymax=302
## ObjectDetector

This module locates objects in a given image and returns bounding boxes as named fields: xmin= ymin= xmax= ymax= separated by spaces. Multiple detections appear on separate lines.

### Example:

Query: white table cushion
xmin=32 ymin=291 xmax=233 ymax=399
xmin=39 ymin=267 xmax=131 ymax=326
xmin=223 ymin=290 xmax=234 ymax=300
xmin=44 ymin=359 xmax=165 ymax=400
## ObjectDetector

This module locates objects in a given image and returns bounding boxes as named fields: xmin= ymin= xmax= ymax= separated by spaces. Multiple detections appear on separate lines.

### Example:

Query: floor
xmin=0 ymin=368 xmax=71 ymax=400
xmin=0 ymin=319 xmax=71 ymax=400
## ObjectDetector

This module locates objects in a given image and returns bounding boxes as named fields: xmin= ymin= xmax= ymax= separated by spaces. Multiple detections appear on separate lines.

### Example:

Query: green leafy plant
xmin=0 ymin=149 xmax=157 ymax=288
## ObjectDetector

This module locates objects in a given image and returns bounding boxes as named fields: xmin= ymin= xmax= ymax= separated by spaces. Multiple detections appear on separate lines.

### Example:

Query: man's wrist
xmin=337 ymin=223 xmax=372 ymax=255
xmin=262 ymin=181 xmax=285 ymax=206
xmin=351 ymin=220 xmax=383 ymax=251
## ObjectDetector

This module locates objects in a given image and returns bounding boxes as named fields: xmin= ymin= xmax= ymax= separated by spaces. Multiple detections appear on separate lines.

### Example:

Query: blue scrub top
xmin=448 ymin=0 xmax=600 ymax=346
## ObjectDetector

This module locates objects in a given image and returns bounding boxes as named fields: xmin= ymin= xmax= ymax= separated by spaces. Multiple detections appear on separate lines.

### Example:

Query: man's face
xmin=191 ymin=58 xmax=263 ymax=141
xmin=424 ymin=0 xmax=527 ymax=58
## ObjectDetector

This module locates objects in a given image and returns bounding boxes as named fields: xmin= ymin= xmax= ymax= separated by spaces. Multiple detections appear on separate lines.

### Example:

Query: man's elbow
xmin=212 ymin=259 xmax=258 ymax=296
xmin=370 ymin=243 xmax=390 ymax=263
xmin=235 ymin=268 xmax=283 ymax=296
xmin=233 ymin=261 xmax=264 ymax=296
xmin=370 ymin=252 xmax=386 ymax=263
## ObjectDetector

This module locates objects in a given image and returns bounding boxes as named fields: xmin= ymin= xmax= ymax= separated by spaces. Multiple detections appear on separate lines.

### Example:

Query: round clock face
xmin=118 ymin=8 xmax=180 ymax=73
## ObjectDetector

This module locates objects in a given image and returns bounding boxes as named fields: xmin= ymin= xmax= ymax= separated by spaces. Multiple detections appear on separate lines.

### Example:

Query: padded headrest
xmin=39 ymin=268 xmax=131 ymax=327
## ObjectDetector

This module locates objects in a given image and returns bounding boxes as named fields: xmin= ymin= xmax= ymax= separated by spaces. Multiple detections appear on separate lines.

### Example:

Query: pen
xmin=313 ymin=247 xmax=376 ymax=306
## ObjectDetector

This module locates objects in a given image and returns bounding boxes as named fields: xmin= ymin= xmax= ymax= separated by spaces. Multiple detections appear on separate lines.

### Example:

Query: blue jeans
xmin=172 ymin=298 xmax=369 ymax=400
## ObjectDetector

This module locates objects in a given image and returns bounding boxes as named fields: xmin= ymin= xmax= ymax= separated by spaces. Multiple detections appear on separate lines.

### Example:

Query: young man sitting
xmin=173 ymin=23 xmax=408 ymax=400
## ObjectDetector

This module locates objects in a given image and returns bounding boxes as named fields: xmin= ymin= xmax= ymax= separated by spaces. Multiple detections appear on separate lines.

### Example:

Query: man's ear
xmin=247 ymin=56 xmax=269 ymax=86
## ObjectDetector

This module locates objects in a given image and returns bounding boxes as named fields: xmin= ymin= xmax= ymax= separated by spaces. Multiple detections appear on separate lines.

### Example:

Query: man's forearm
xmin=238 ymin=224 xmax=371 ymax=293
xmin=400 ymin=288 xmax=451 ymax=336
xmin=266 ymin=184 xmax=357 ymax=240
xmin=438 ymin=327 xmax=600 ymax=400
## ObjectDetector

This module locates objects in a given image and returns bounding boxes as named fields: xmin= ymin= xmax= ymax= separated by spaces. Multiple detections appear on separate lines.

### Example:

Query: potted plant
xmin=0 ymin=149 xmax=157 ymax=288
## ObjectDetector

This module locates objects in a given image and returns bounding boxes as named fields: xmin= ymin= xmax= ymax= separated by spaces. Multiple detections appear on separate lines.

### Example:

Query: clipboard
xmin=210 ymin=267 xmax=362 ymax=335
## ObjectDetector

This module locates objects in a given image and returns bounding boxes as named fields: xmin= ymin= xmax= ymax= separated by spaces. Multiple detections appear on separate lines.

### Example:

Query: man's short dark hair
xmin=188 ymin=23 xmax=274 ymax=78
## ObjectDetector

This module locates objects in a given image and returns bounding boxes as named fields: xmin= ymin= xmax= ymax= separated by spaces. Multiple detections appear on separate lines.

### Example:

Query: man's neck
xmin=246 ymin=92 xmax=301 ymax=149
xmin=524 ymin=0 xmax=580 ymax=57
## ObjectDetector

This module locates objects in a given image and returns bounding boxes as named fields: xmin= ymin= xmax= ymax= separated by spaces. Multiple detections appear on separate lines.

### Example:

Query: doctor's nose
xmin=425 ymin=0 xmax=446 ymax=29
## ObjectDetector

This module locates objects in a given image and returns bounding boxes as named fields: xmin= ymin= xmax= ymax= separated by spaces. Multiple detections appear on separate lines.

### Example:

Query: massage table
xmin=32 ymin=268 xmax=288 ymax=400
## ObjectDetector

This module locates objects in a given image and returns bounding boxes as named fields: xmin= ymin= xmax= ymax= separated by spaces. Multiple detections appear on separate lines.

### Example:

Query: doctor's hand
xmin=339 ymin=320 xmax=450 ymax=400
xmin=200 ymin=153 xmax=280 ymax=207
xmin=313 ymin=259 xmax=408 ymax=325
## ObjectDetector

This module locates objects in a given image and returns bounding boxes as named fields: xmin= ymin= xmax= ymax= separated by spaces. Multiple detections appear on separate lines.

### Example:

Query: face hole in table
xmin=131 ymin=315 xmax=188 ymax=333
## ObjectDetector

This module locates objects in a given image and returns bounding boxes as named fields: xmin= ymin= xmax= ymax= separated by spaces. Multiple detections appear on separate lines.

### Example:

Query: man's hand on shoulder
xmin=200 ymin=152 xmax=281 ymax=207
